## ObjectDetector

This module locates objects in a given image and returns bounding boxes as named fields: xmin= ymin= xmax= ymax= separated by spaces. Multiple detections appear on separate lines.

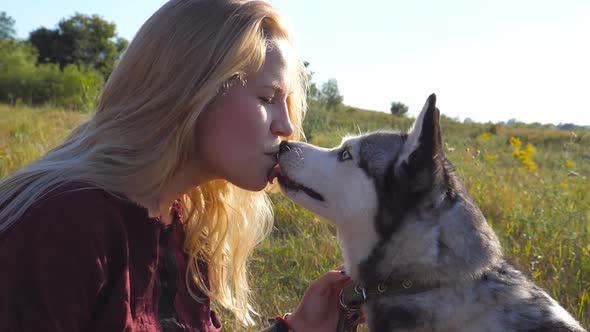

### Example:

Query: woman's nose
xmin=270 ymin=101 xmax=294 ymax=138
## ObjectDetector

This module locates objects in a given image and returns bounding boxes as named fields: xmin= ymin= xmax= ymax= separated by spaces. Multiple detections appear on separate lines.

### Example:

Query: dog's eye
xmin=338 ymin=149 xmax=353 ymax=161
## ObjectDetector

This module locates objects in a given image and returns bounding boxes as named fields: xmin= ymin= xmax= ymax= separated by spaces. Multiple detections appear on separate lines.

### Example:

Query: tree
xmin=307 ymin=81 xmax=322 ymax=104
xmin=28 ymin=13 xmax=128 ymax=78
xmin=390 ymin=101 xmax=408 ymax=116
xmin=320 ymin=78 xmax=343 ymax=108
xmin=303 ymin=61 xmax=321 ymax=103
xmin=0 ymin=39 xmax=39 ymax=103
xmin=29 ymin=28 xmax=62 ymax=63
xmin=0 ymin=12 xmax=16 ymax=40
xmin=114 ymin=37 xmax=129 ymax=56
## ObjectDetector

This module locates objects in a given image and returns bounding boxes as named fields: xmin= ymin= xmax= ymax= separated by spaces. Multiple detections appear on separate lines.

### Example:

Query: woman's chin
xmin=232 ymin=178 xmax=268 ymax=192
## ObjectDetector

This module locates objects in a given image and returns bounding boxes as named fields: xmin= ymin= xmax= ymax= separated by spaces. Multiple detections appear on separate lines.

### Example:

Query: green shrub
xmin=0 ymin=40 xmax=103 ymax=111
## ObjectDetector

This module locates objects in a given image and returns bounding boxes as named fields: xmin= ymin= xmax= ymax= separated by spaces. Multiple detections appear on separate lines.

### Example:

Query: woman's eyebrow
xmin=259 ymin=82 xmax=289 ymax=94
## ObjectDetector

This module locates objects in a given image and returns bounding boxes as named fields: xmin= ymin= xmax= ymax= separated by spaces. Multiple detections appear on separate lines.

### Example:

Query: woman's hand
xmin=285 ymin=266 xmax=350 ymax=332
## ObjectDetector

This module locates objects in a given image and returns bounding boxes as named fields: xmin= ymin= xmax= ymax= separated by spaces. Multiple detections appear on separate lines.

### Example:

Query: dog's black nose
xmin=279 ymin=141 xmax=291 ymax=154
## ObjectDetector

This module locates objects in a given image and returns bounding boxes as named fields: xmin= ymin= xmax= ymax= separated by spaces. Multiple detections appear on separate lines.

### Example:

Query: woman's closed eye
xmin=259 ymin=96 xmax=275 ymax=104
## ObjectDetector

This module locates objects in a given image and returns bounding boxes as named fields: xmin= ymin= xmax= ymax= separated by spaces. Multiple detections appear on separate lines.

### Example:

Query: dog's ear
xmin=397 ymin=93 xmax=443 ymax=169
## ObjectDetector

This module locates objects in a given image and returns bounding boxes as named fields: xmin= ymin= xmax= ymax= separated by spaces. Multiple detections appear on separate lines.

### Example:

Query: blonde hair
xmin=0 ymin=0 xmax=307 ymax=325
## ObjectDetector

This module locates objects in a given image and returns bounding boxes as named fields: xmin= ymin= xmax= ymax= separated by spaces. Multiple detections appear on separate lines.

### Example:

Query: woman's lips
xmin=264 ymin=151 xmax=279 ymax=163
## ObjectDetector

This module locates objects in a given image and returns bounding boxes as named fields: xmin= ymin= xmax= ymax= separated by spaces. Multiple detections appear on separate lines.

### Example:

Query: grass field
xmin=1 ymin=103 xmax=588 ymax=330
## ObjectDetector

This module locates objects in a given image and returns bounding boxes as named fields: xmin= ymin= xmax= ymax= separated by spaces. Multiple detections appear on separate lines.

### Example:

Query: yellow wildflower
xmin=485 ymin=155 xmax=498 ymax=162
xmin=565 ymin=160 xmax=575 ymax=168
xmin=510 ymin=139 xmax=537 ymax=171
xmin=522 ymin=159 xmax=537 ymax=170
xmin=479 ymin=132 xmax=492 ymax=141
xmin=513 ymin=150 xmax=527 ymax=159
xmin=509 ymin=137 xmax=521 ymax=148
xmin=525 ymin=143 xmax=535 ymax=155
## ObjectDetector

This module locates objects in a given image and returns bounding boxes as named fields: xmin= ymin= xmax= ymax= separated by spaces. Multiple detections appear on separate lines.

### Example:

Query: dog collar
xmin=337 ymin=278 xmax=439 ymax=332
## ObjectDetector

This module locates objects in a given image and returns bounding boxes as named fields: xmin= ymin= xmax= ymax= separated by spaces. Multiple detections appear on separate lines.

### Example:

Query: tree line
xmin=0 ymin=11 xmax=127 ymax=110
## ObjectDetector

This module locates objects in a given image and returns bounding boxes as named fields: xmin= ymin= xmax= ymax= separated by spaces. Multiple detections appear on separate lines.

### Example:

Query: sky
xmin=4 ymin=0 xmax=590 ymax=125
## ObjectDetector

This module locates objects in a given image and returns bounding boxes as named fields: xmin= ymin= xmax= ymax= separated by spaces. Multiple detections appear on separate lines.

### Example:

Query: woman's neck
xmin=141 ymin=162 xmax=214 ymax=224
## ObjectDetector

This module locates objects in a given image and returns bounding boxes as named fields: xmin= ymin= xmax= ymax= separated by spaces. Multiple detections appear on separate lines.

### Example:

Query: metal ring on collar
xmin=339 ymin=289 xmax=348 ymax=309
xmin=353 ymin=285 xmax=367 ymax=301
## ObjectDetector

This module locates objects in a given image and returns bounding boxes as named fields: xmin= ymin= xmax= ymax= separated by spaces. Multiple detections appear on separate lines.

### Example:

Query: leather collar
xmin=337 ymin=278 xmax=440 ymax=332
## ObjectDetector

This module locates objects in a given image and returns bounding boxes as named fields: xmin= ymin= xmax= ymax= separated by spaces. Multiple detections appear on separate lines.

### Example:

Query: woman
xmin=0 ymin=0 xmax=349 ymax=331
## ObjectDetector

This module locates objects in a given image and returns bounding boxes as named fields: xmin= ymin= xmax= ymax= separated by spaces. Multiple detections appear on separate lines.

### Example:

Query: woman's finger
xmin=309 ymin=270 xmax=349 ymax=295
xmin=333 ymin=263 xmax=345 ymax=271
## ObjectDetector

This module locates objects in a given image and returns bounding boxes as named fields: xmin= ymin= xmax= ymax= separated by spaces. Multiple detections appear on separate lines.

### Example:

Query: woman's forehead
xmin=251 ymin=40 xmax=295 ymax=92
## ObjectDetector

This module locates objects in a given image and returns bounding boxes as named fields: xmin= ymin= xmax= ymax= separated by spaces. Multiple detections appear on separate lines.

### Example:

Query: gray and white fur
xmin=274 ymin=94 xmax=586 ymax=332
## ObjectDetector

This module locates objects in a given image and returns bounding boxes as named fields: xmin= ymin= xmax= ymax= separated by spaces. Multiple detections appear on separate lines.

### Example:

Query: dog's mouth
xmin=268 ymin=165 xmax=325 ymax=202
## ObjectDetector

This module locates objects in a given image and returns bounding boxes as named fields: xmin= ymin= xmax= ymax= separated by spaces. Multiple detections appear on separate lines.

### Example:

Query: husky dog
xmin=270 ymin=94 xmax=586 ymax=331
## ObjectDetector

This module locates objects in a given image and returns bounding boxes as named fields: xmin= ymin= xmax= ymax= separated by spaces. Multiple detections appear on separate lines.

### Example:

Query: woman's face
xmin=192 ymin=40 xmax=296 ymax=191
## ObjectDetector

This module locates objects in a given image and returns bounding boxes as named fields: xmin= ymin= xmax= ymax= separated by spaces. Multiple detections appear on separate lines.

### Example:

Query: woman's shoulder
xmin=0 ymin=184 xmax=145 ymax=330
xmin=35 ymin=183 xmax=119 ymax=208
xmin=2 ymin=183 xmax=153 ymax=248
xmin=22 ymin=184 xmax=127 ymax=229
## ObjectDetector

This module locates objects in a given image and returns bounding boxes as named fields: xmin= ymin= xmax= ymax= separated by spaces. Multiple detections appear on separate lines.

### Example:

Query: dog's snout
xmin=279 ymin=141 xmax=291 ymax=154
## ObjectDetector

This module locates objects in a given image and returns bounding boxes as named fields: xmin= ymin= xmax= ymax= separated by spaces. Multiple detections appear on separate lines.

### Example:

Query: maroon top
xmin=0 ymin=185 xmax=222 ymax=331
